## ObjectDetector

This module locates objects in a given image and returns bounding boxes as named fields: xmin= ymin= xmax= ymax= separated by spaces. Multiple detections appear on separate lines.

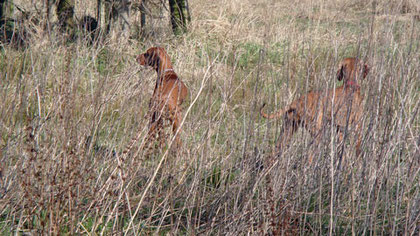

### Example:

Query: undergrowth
xmin=0 ymin=0 xmax=419 ymax=234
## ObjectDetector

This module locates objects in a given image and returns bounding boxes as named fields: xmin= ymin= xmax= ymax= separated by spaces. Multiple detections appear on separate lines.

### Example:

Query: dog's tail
xmin=260 ymin=103 xmax=287 ymax=119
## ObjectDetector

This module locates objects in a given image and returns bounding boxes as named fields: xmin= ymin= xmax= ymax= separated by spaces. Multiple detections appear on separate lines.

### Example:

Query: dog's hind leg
xmin=157 ymin=118 xmax=166 ymax=150
xmin=308 ymin=109 xmax=325 ymax=164
xmin=146 ymin=111 xmax=163 ymax=149
xmin=275 ymin=111 xmax=299 ymax=156
xmin=171 ymin=111 xmax=182 ymax=148
xmin=353 ymin=122 xmax=363 ymax=158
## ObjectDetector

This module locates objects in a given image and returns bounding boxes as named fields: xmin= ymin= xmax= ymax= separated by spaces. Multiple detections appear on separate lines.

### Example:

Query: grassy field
xmin=1 ymin=0 xmax=419 ymax=234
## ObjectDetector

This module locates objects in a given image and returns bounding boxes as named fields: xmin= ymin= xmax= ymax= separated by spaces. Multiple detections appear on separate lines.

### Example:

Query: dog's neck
xmin=157 ymin=68 xmax=174 ymax=80
xmin=156 ymin=60 xmax=175 ymax=89
xmin=162 ymin=68 xmax=174 ymax=74
xmin=155 ymin=56 xmax=174 ymax=78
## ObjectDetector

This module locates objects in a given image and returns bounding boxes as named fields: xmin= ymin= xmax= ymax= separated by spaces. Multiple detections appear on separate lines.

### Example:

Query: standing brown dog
xmin=261 ymin=57 xmax=369 ymax=158
xmin=136 ymin=47 xmax=188 ymax=148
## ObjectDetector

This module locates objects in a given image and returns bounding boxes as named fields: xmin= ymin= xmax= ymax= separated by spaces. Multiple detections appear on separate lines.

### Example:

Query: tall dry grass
xmin=0 ymin=0 xmax=419 ymax=234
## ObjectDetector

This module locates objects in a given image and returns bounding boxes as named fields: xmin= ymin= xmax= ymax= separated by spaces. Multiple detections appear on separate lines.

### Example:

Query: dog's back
xmin=158 ymin=71 xmax=188 ymax=106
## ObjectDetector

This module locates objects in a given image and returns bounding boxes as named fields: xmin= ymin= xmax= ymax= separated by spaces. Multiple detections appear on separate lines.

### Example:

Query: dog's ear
xmin=336 ymin=65 xmax=344 ymax=81
xmin=362 ymin=64 xmax=369 ymax=78
xmin=144 ymin=50 xmax=160 ymax=68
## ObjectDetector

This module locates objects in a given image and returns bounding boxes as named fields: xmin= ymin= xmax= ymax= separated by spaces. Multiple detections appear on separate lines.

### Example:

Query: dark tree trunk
xmin=0 ymin=0 xmax=6 ymax=42
xmin=0 ymin=0 xmax=6 ymax=23
xmin=0 ymin=0 xmax=16 ymax=45
xmin=56 ymin=0 xmax=75 ymax=34
xmin=96 ymin=0 xmax=101 ymax=29
xmin=104 ymin=0 xmax=113 ymax=35
xmin=140 ymin=0 xmax=146 ymax=33
xmin=168 ymin=0 xmax=190 ymax=35
xmin=1 ymin=0 xmax=26 ymax=48
xmin=43 ymin=0 xmax=50 ymax=32
xmin=0 ymin=0 xmax=11 ymax=25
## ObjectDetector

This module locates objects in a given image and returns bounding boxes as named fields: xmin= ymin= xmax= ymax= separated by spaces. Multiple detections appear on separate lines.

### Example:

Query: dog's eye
xmin=144 ymin=53 xmax=149 ymax=58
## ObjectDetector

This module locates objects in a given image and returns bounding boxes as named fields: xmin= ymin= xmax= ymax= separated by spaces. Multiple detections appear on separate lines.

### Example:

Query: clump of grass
xmin=0 ymin=0 xmax=419 ymax=234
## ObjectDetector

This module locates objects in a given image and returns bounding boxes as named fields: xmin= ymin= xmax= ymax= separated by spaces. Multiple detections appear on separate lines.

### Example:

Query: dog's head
xmin=136 ymin=47 xmax=169 ymax=70
xmin=336 ymin=57 xmax=369 ymax=82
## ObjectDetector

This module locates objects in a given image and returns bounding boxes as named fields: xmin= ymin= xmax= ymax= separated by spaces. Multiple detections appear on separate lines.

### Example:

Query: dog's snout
xmin=136 ymin=54 xmax=145 ymax=65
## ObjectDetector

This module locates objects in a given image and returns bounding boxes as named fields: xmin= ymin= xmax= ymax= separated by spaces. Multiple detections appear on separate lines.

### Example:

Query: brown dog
xmin=136 ymin=47 xmax=188 ymax=148
xmin=261 ymin=57 xmax=369 ymax=159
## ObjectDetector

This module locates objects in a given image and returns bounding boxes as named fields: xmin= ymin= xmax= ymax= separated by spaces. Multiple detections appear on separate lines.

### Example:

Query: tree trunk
xmin=140 ymin=0 xmax=146 ymax=34
xmin=104 ymin=0 xmax=131 ymax=40
xmin=168 ymin=0 xmax=190 ymax=35
xmin=0 ymin=0 xmax=6 ymax=42
xmin=104 ymin=0 xmax=113 ymax=35
xmin=43 ymin=0 xmax=50 ymax=32
xmin=1 ymin=0 xmax=14 ymax=43
xmin=0 ymin=0 xmax=6 ymax=23
xmin=116 ymin=0 xmax=130 ymax=39
xmin=96 ymin=0 xmax=101 ymax=29
xmin=1 ymin=0 xmax=26 ymax=48
xmin=0 ymin=0 xmax=12 ymax=24
xmin=56 ymin=0 xmax=75 ymax=34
